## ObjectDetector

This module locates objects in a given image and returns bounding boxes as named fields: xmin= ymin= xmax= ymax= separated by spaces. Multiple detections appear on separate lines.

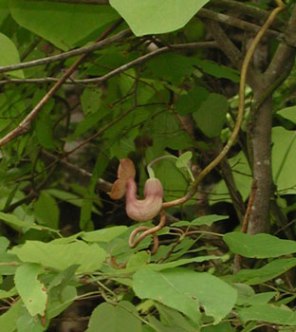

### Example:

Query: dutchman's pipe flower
xmin=110 ymin=159 xmax=163 ymax=221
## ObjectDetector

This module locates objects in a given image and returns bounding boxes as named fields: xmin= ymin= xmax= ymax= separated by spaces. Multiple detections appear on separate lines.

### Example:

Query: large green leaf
xmin=14 ymin=263 xmax=47 ymax=316
xmin=223 ymin=232 xmax=296 ymax=258
xmin=10 ymin=0 xmax=119 ymax=50
xmin=110 ymin=0 xmax=210 ymax=36
xmin=0 ymin=32 xmax=23 ymax=78
xmin=10 ymin=240 xmax=107 ymax=273
xmin=86 ymin=301 xmax=142 ymax=332
xmin=238 ymin=304 xmax=296 ymax=326
xmin=133 ymin=268 xmax=237 ymax=324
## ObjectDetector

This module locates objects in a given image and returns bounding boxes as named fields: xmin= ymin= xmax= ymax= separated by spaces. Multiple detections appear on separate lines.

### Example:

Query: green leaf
xmin=193 ymin=93 xmax=228 ymax=138
xmin=81 ymin=226 xmax=128 ymax=243
xmin=210 ymin=151 xmax=252 ymax=202
xmin=176 ymin=151 xmax=192 ymax=169
xmin=0 ymin=288 xmax=18 ymax=300
xmin=47 ymin=285 xmax=77 ymax=320
xmin=0 ymin=211 xmax=47 ymax=232
xmin=46 ymin=189 xmax=87 ymax=209
xmin=10 ymin=240 xmax=107 ymax=273
xmin=0 ymin=0 xmax=9 ymax=25
xmin=35 ymin=111 xmax=56 ymax=149
xmin=148 ymin=255 xmax=223 ymax=272
xmin=0 ymin=32 xmax=24 ymax=78
xmin=223 ymin=232 xmax=296 ymax=258
xmin=0 ymin=236 xmax=9 ymax=252
xmin=81 ymin=87 xmax=103 ymax=115
xmin=86 ymin=301 xmax=142 ymax=332
xmin=153 ymin=155 xmax=188 ymax=201
xmin=110 ymin=0 xmax=210 ymax=36
xmin=236 ymin=285 xmax=276 ymax=306
xmin=201 ymin=322 xmax=236 ymax=332
xmin=238 ymin=304 xmax=296 ymax=326
xmin=34 ymin=191 xmax=59 ymax=229
xmin=133 ymin=268 xmax=237 ymax=324
xmin=176 ymin=86 xmax=209 ymax=115
xmin=157 ymin=303 xmax=199 ymax=332
xmin=228 ymin=258 xmax=296 ymax=285
xmin=145 ymin=54 xmax=197 ymax=84
xmin=10 ymin=0 xmax=119 ymax=50
xmin=16 ymin=312 xmax=44 ymax=332
xmin=14 ymin=263 xmax=47 ymax=316
xmin=0 ymin=300 xmax=21 ymax=332
xmin=172 ymin=214 xmax=228 ymax=227
xmin=272 ymin=126 xmax=296 ymax=194
xmin=194 ymin=59 xmax=240 ymax=82
xmin=277 ymin=106 xmax=296 ymax=123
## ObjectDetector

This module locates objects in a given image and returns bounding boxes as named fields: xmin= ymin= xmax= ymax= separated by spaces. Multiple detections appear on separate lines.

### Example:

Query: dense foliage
xmin=0 ymin=0 xmax=296 ymax=331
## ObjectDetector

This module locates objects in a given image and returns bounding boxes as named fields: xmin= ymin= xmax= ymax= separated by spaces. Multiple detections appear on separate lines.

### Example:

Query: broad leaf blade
xmin=14 ymin=263 xmax=47 ymax=316
xmin=10 ymin=0 xmax=119 ymax=50
xmin=110 ymin=0 xmax=210 ymax=36
xmin=133 ymin=268 xmax=237 ymax=324
xmin=10 ymin=240 xmax=107 ymax=273
xmin=223 ymin=232 xmax=296 ymax=258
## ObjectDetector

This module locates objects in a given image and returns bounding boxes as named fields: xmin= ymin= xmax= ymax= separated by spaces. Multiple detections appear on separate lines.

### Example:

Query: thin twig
xmin=0 ymin=29 xmax=130 ymax=75
xmin=0 ymin=41 xmax=216 ymax=83
xmin=199 ymin=8 xmax=282 ymax=40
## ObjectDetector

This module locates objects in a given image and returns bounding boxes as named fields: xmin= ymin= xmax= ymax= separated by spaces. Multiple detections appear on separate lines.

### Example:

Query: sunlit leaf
xmin=10 ymin=0 xmax=119 ymax=50
xmin=10 ymin=240 xmax=107 ymax=273
xmin=133 ymin=268 xmax=237 ymax=324
xmin=223 ymin=232 xmax=296 ymax=258
xmin=14 ymin=263 xmax=47 ymax=316
xmin=110 ymin=0 xmax=210 ymax=36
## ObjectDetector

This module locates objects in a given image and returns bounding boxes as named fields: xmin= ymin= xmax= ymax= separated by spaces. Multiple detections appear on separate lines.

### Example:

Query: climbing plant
xmin=0 ymin=1 xmax=296 ymax=331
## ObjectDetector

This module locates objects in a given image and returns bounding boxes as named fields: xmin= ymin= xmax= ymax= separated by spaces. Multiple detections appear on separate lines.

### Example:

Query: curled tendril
xmin=128 ymin=212 xmax=166 ymax=253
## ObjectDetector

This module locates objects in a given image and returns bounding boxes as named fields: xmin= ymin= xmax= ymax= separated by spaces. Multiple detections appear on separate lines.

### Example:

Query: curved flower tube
xmin=109 ymin=158 xmax=164 ymax=221
xmin=125 ymin=177 xmax=163 ymax=221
